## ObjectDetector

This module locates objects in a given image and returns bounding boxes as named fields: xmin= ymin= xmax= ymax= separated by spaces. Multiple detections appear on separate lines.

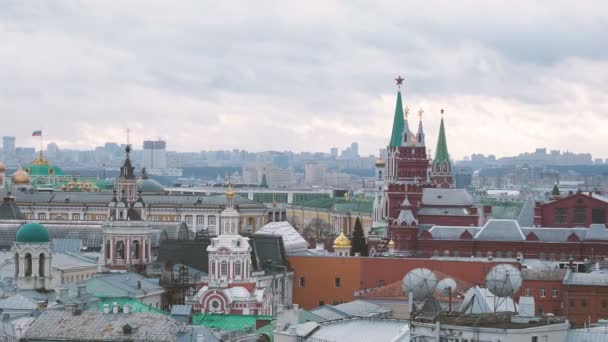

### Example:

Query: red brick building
xmin=416 ymin=219 xmax=608 ymax=260
xmin=534 ymin=192 xmax=608 ymax=227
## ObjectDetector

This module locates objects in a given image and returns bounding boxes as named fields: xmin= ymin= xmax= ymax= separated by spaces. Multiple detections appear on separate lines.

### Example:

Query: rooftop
xmin=192 ymin=313 xmax=272 ymax=331
xmin=23 ymin=310 xmax=184 ymax=341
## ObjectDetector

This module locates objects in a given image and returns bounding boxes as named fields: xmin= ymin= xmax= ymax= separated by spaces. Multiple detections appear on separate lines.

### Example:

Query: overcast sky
xmin=1 ymin=1 xmax=608 ymax=159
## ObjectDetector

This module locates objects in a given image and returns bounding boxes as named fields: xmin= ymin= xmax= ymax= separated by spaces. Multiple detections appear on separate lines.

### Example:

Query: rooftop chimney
xmin=316 ymin=241 xmax=324 ymax=251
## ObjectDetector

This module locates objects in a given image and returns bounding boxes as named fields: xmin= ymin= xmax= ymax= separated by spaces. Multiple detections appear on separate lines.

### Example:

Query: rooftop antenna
xmin=485 ymin=264 xmax=522 ymax=313
xmin=436 ymin=278 xmax=457 ymax=312
xmin=125 ymin=128 xmax=131 ymax=146
xmin=402 ymin=268 xmax=437 ymax=318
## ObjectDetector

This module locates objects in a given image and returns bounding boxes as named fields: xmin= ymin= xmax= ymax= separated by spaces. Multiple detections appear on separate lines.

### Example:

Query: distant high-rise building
xmin=142 ymin=140 xmax=167 ymax=170
xmin=304 ymin=162 xmax=326 ymax=185
xmin=2 ymin=136 xmax=15 ymax=156
xmin=330 ymin=147 xmax=338 ymax=158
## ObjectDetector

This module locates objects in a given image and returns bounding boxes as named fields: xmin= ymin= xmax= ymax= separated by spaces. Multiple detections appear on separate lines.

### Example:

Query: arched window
xmin=220 ymin=261 xmax=228 ymax=276
xmin=72 ymin=213 xmax=80 ymax=221
xmin=25 ymin=253 xmax=32 ymax=277
xmin=39 ymin=253 xmax=45 ymax=276
xmin=105 ymin=240 xmax=111 ymax=259
xmin=14 ymin=253 xmax=19 ymax=277
xmin=116 ymin=241 xmax=125 ymax=259
xmin=211 ymin=262 xmax=216 ymax=277
xmin=131 ymin=240 xmax=140 ymax=259
xmin=234 ymin=261 xmax=241 ymax=276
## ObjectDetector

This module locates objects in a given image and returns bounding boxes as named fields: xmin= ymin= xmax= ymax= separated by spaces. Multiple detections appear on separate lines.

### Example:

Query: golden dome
xmin=388 ymin=239 xmax=396 ymax=248
xmin=77 ymin=179 xmax=83 ymax=186
xmin=226 ymin=183 xmax=234 ymax=198
xmin=11 ymin=166 xmax=30 ymax=185
xmin=0 ymin=161 xmax=6 ymax=172
xmin=375 ymin=158 xmax=385 ymax=167
xmin=333 ymin=231 xmax=351 ymax=248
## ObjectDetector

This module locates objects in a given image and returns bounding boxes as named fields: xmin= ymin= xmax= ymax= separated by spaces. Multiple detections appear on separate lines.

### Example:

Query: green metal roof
xmin=16 ymin=222 xmax=49 ymax=243
xmin=97 ymin=298 xmax=167 ymax=315
xmin=25 ymin=164 xmax=65 ymax=176
xmin=192 ymin=313 xmax=273 ymax=331
xmin=292 ymin=197 xmax=373 ymax=213
xmin=389 ymin=91 xmax=405 ymax=147
xmin=433 ymin=117 xmax=450 ymax=164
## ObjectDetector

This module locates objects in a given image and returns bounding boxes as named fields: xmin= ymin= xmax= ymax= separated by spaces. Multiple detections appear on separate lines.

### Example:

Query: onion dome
xmin=0 ymin=161 xmax=6 ymax=172
xmin=226 ymin=183 xmax=234 ymax=198
xmin=11 ymin=165 xmax=30 ymax=185
xmin=333 ymin=231 xmax=351 ymax=248
xmin=16 ymin=222 xmax=50 ymax=243
xmin=375 ymin=158 xmax=385 ymax=167
xmin=388 ymin=239 xmax=396 ymax=248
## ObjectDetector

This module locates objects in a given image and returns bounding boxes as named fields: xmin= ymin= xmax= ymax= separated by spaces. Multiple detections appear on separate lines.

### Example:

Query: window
xmin=72 ymin=213 xmax=80 ymax=221
xmin=163 ymin=216 xmax=169 ymax=222
xmin=220 ymin=261 xmax=228 ymax=276
xmin=538 ymin=307 xmax=544 ymax=315
xmin=525 ymin=288 xmax=531 ymax=296
xmin=299 ymin=277 xmax=305 ymax=288
xmin=335 ymin=277 xmax=341 ymax=288
xmin=211 ymin=262 xmax=215 ymax=277
xmin=319 ymin=300 xmax=325 ymax=306
xmin=234 ymin=261 xmax=241 ymax=276
xmin=197 ymin=216 xmax=204 ymax=225
xmin=208 ymin=216 xmax=216 ymax=225
xmin=540 ymin=288 xmax=546 ymax=298
xmin=378 ymin=279 xmax=385 ymax=287
xmin=602 ymin=300 xmax=607 ymax=309
xmin=582 ymin=299 xmax=587 ymax=307
xmin=592 ymin=208 xmax=606 ymax=224
xmin=574 ymin=207 xmax=586 ymax=225
xmin=152 ymin=216 xmax=158 ymax=221
xmin=185 ymin=215 xmax=193 ymax=225
xmin=38 ymin=213 xmax=47 ymax=220
xmin=570 ymin=299 xmax=575 ymax=307
xmin=552 ymin=288 xmax=558 ymax=298
xmin=96 ymin=215 xmax=103 ymax=220
xmin=554 ymin=208 xmax=568 ymax=224
xmin=532 ymin=336 xmax=538 ymax=342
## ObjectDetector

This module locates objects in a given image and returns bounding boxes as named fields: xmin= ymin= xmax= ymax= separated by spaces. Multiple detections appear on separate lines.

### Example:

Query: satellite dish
xmin=402 ymin=268 xmax=437 ymax=301
xmin=436 ymin=278 xmax=457 ymax=296
xmin=486 ymin=264 xmax=522 ymax=298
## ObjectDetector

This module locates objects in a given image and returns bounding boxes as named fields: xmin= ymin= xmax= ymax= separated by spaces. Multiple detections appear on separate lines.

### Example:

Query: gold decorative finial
xmin=441 ymin=108 xmax=444 ymax=118
xmin=404 ymin=106 xmax=409 ymax=118
xmin=418 ymin=108 xmax=424 ymax=119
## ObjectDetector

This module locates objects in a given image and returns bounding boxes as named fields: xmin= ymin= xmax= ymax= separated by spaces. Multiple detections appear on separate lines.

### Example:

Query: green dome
xmin=16 ymin=222 xmax=50 ymax=243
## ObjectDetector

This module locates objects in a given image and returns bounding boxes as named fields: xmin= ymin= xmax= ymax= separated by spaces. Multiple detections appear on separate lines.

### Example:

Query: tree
xmin=260 ymin=174 xmax=268 ymax=188
xmin=351 ymin=217 xmax=368 ymax=256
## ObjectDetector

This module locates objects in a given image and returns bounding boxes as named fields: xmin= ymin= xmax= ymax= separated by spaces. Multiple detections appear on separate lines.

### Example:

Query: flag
xmin=32 ymin=130 xmax=42 ymax=137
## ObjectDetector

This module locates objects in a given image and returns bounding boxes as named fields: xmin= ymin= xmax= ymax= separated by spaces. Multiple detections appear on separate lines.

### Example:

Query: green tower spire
xmin=433 ymin=114 xmax=450 ymax=165
xmin=389 ymin=91 xmax=405 ymax=148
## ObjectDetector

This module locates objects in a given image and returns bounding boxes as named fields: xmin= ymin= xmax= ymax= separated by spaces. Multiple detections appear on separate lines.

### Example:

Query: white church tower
xmin=12 ymin=222 xmax=52 ymax=290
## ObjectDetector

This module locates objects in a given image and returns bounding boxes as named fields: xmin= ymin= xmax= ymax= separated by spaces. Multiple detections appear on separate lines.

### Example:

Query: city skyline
xmin=1 ymin=1 xmax=608 ymax=159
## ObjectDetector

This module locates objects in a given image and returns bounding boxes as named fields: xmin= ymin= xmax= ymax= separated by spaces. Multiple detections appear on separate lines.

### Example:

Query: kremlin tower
xmin=382 ymin=76 xmax=454 ymax=253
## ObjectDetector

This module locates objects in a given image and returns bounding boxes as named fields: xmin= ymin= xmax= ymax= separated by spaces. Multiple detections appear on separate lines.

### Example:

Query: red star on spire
xmin=395 ymin=75 xmax=404 ymax=88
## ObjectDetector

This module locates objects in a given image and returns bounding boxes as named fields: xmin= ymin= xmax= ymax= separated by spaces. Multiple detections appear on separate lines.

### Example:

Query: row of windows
xmin=524 ymin=288 xmax=559 ymax=298
xmin=569 ymin=298 xmax=608 ymax=308
xmin=62 ymin=272 xmax=95 ymax=283
xmin=554 ymin=207 xmax=606 ymax=224
xmin=31 ymin=213 xmax=105 ymax=220
xmin=210 ymin=260 xmax=244 ymax=277
xmin=299 ymin=276 xmax=341 ymax=288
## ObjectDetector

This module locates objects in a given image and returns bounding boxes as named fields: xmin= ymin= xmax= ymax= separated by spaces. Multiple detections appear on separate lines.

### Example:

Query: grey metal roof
xmin=254 ymin=221 xmax=309 ymax=254
xmin=427 ymin=226 xmax=480 ymax=240
xmin=0 ymin=293 xmax=38 ymax=310
xmin=516 ymin=196 xmax=535 ymax=227
xmin=567 ymin=325 xmax=608 ymax=342
xmin=170 ymin=304 xmax=192 ymax=316
xmin=563 ymin=270 xmax=608 ymax=286
xmin=305 ymin=318 xmax=408 ymax=342
xmin=521 ymin=227 xmax=587 ymax=242
xmin=395 ymin=208 xmax=418 ymax=225
xmin=0 ymin=221 xmax=102 ymax=248
xmin=23 ymin=310 xmax=185 ymax=341
xmin=417 ymin=207 xmax=471 ymax=216
xmin=310 ymin=305 xmax=351 ymax=320
xmin=85 ymin=272 xmax=163 ymax=298
xmin=0 ymin=196 xmax=23 ymax=220
xmin=585 ymin=224 xmax=608 ymax=241
xmin=332 ymin=300 xmax=391 ymax=318
xmin=474 ymin=219 xmax=525 ymax=241
xmin=51 ymin=238 xmax=82 ymax=253
xmin=52 ymin=252 xmax=97 ymax=271
xmin=422 ymin=188 xmax=473 ymax=206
